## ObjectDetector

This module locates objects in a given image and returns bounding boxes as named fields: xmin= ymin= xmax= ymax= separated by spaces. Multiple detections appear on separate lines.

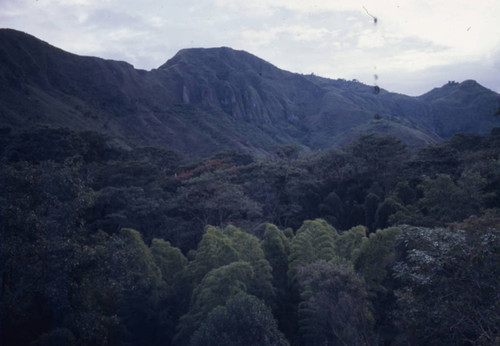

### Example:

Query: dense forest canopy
xmin=1 ymin=127 xmax=500 ymax=345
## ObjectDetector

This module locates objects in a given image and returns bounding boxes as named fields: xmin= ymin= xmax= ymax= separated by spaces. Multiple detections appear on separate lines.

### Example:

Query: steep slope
xmin=302 ymin=75 xmax=441 ymax=148
xmin=1 ymin=29 xmax=499 ymax=157
xmin=419 ymin=80 xmax=500 ymax=137
xmin=158 ymin=47 xmax=323 ymax=124
xmin=153 ymin=47 xmax=325 ymax=152
xmin=0 ymin=29 xmax=171 ymax=146
xmin=0 ymin=30 xmax=319 ymax=156
xmin=157 ymin=48 xmax=445 ymax=149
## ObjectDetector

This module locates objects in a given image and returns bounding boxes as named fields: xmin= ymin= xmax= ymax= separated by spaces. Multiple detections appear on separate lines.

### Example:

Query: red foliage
xmin=175 ymin=158 xmax=234 ymax=180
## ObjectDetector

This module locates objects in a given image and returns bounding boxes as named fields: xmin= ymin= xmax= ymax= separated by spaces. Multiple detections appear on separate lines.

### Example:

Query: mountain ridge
xmin=1 ymin=28 xmax=499 ymax=157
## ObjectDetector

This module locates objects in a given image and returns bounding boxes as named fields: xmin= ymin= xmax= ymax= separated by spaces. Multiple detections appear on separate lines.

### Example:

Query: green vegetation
xmin=1 ymin=127 xmax=500 ymax=345
xmin=191 ymin=293 xmax=289 ymax=346
xmin=2 ymin=29 xmax=500 ymax=345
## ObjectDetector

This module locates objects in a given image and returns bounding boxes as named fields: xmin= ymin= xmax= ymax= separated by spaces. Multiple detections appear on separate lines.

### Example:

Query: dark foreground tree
xmin=190 ymin=293 xmax=288 ymax=346
xmin=296 ymin=260 xmax=374 ymax=346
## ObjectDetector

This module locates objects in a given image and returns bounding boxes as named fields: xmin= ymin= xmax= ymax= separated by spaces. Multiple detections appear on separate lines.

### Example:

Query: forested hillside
xmin=2 ymin=29 xmax=500 ymax=158
xmin=1 ymin=127 xmax=499 ymax=345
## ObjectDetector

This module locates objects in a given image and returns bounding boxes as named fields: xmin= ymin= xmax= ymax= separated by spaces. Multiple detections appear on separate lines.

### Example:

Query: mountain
xmin=418 ymin=80 xmax=500 ymax=137
xmin=1 ymin=29 xmax=499 ymax=157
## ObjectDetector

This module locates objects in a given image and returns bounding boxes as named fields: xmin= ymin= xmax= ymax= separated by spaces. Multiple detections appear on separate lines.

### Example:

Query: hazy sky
xmin=2 ymin=0 xmax=500 ymax=96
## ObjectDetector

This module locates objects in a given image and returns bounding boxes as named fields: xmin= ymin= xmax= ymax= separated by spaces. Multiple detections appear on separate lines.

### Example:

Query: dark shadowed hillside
xmin=419 ymin=80 xmax=500 ymax=137
xmin=1 ymin=29 xmax=499 ymax=157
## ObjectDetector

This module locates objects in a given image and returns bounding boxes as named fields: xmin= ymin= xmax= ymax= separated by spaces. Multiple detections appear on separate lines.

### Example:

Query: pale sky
xmin=1 ymin=0 xmax=500 ymax=96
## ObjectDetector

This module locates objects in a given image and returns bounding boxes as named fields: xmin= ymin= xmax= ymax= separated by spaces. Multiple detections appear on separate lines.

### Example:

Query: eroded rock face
xmin=158 ymin=46 xmax=323 ymax=127
xmin=182 ymin=85 xmax=190 ymax=104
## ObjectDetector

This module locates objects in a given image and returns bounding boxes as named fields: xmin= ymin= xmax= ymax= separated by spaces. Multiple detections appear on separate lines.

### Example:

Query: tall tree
xmin=318 ymin=191 xmax=345 ymax=228
xmin=174 ymin=262 xmax=254 ymax=344
xmin=418 ymin=172 xmax=486 ymax=224
xmin=260 ymin=223 xmax=290 ymax=294
xmin=150 ymin=238 xmax=187 ymax=290
xmin=260 ymin=223 xmax=296 ymax=341
xmin=347 ymin=134 xmax=409 ymax=193
xmin=190 ymin=293 xmax=289 ymax=346
xmin=176 ymin=225 xmax=275 ymax=344
xmin=288 ymin=219 xmax=338 ymax=280
xmin=352 ymin=227 xmax=402 ymax=294
xmin=296 ymin=260 xmax=374 ymax=345
xmin=334 ymin=225 xmax=368 ymax=261
xmin=107 ymin=228 xmax=166 ymax=345
xmin=185 ymin=225 xmax=273 ymax=300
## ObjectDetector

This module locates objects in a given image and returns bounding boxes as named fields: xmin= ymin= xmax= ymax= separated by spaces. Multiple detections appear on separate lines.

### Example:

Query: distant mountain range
xmin=1 ymin=28 xmax=499 ymax=157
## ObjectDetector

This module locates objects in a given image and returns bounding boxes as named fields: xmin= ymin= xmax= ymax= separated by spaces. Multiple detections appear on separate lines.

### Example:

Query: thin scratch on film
xmin=363 ymin=6 xmax=378 ymax=24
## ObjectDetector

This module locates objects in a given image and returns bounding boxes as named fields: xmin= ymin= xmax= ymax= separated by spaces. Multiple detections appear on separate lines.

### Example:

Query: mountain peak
xmin=460 ymin=79 xmax=479 ymax=86
xmin=419 ymin=79 xmax=496 ymax=100
xmin=158 ymin=46 xmax=277 ymax=73
xmin=458 ymin=79 xmax=489 ymax=92
xmin=444 ymin=79 xmax=483 ymax=91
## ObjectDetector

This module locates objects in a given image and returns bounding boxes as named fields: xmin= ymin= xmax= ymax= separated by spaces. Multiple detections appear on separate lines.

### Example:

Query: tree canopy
xmin=2 ymin=128 xmax=500 ymax=345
